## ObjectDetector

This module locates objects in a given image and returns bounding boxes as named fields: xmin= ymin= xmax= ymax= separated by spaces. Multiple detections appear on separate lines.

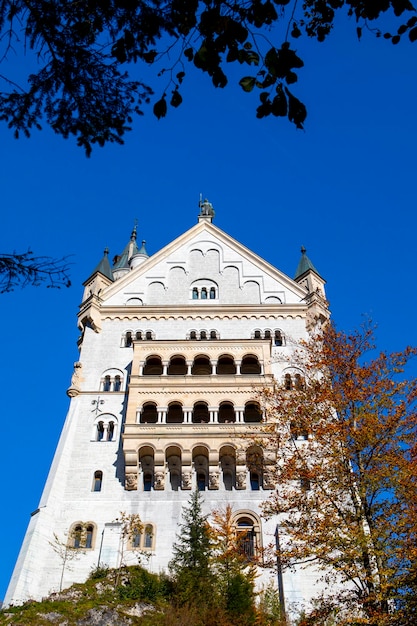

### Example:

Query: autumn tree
xmin=261 ymin=322 xmax=417 ymax=625
xmin=169 ymin=490 xmax=215 ymax=605
xmin=0 ymin=1 xmax=416 ymax=153
xmin=0 ymin=250 xmax=71 ymax=292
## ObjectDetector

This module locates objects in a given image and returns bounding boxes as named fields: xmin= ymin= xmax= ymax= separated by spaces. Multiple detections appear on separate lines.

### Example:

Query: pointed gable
xmin=102 ymin=221 xmax=307 ymax=308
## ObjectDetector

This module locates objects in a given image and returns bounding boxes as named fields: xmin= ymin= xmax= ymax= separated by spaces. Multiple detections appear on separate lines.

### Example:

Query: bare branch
xmin=0 ymin=250 xmax=71 ymax=293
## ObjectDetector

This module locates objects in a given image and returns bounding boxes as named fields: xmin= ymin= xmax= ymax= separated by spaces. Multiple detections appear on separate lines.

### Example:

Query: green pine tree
xmin=169 ymin=490 xmax=216 ymax=606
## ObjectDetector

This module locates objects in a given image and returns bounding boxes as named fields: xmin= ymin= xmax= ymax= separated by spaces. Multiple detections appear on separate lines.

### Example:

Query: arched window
xmin=72 ymin=524 xmax=83 ymax=549
xmin=143 ymin=356 xmax=163 ymax=375
xmin=192 ymin=287 xmax=199 ymax=299
xmin=141 ymin=402 xmax=158 ymax=424
xmin=125 ymin=332 xmax=133 ymax=347
xmin=132 ymin=532 xmax=141 ymax=548
xmin=218 ymin=401 xmax=235 ymax=423
xmin=210 ymin=330 xmax=217 ymax=339
xmin=193 ymin=449 xmax=209 ymax=491
xmin=284 ymin=373 xmax=292 ymax=390
xmin=241 ymin=355 xmax=261 ymax=375
xmin=191 ymin=355 xmax=211 ymax=375
xmin=167 ymin=447 xmax=182 ymax=491
xmin=201 ymin=287 xmax=208 ymax=299
xmin=264 ymin=329 xmax=271 ymax=339
xmin=130 ymin=524 xmax=156 ymax=550
xmin=97 ymin=421 xmax=104 ymax=441
xmin=244 ymin=402 xmax=262 ymax=423
xmin=103 ymin=376 xmax=111 ymax=392
xmin=144 ymin=525 xmax=153 ymax=548
xmin=70 ymin=522 xmax=96 ymax=549
xmin=250 ymin=472 xmax=260 ymax=491
xmin=167 ymin=356 xmax=187 ymax=375
xmin=145 ymin=331 xmax=153 ymax=340
xmin=200 ymin=330 xmax=207 ymax=340
xmin=236 ymin=518 xmax=257 ymax=558
xmin=93 ymin=415 xmax=118 ymax=442
xmin=217 ymin=355 xmax=236 ymax=375
xmin=254 ymin=330 xmax=261 ymax=339
xmin=192 ymin=402 xmax=209 ymax=423
xmin=220 ymin=447 xmax=236 ymax=491
xmin=85 ymin=525 xmax=94 ymax=549
xmin=114 ymin=375 xmax=121 ymax=391
xmin=167 ymin=402 xmax=183 ymax=424
xmin=140 ymin=448 xmax=154 ymax=491
xmin=209 ymin=287 xmax=216 ymax=299
xmin=274 ymin=330 xmax=283 ymax=346
xmin=189 ymin=330 xmax=197 ymax=340
xmin=135 ymin=331 xmax=143 ymax=340
xmin=295 ymin=373 xmax=304 ymax=390
xmin=92 ymin=471 xmax=103 ymax=492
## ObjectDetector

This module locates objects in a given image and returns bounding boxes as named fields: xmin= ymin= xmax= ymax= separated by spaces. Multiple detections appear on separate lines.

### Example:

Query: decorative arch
xmin=219 ymin=445 xmax=236 ymax=491
xmin=68 ymin=521 xmax=97 ymax=549
xmin=92 ymin=414 xmax=118 ymax=441
xmin=192 ymin=401 xmax=209 ymax=423
xmin=218 ymin=401 xmax=235 ymax=423
xmin=232 ymin=511 xmax=262 ymax=559
xmin=167 ymin=355 xmax=187 ymax=375
xmin=246 ymin=445 xmax=264 ymax=490
xmin=143 ymin=355 xmax=163 ymax=375
xmin=244 ymin=401 xmax=262 ymax=423
xmin=166 ymin=445 xmax=182 ymax=491
xmin=241 ymin=354 xmax=261 ymax=375
xmin=126 ymin=297 xmax=143 ymax=306
xmin=141 ymin=402 xmax=158 ymax=424
xmin=192 ymin=446 xmax=209 ymax=491
xmin=100 ymin=368 xmax=124 ymax=392
xmin=92 ymin=470 xmax=103 ymax=492
xmin=167 ymin=401 xmax=183 ymax=424
xmin=216 ymin=354 xmax=236 ymax=375
xmin=191 ymin=355 xmax=211 ymax=375
xmin=139 ymin=446 xmax=155 ymax=491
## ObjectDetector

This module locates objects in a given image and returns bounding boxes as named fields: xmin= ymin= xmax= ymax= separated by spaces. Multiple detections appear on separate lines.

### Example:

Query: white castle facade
xmin=5 ymin=202 xmax=329 ymax=615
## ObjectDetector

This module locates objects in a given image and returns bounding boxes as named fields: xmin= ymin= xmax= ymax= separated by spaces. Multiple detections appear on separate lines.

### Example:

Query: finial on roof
xmin=301 ymin=245 xmax=306 ymax=255
xmin=104 ymin=247 xmax=109 ymax=256
xmin=131 ymin=220 xmax=138 ymax=241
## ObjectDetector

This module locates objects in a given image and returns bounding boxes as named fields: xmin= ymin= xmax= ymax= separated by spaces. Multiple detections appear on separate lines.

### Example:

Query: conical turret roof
xmin=113 ymin=225 xmax=140 ymax=270
xmin=90 ymin=248 xmax=114 ymax=281
xmin=294 ymin=246 xmax=322 ymax=280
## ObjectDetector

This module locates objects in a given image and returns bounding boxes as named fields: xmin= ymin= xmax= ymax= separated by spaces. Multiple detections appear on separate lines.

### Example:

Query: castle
xmin=5 ymin=201 xmax=329 ymax=613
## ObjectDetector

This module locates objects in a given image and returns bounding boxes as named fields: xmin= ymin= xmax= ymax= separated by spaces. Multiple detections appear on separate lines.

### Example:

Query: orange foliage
xmin=260 ymin=322 xmax=417 ymax=624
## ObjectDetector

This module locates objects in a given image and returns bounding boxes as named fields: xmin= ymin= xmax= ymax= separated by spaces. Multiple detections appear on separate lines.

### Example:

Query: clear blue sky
xmin=1 ymin=13 xmax=416 ymax=601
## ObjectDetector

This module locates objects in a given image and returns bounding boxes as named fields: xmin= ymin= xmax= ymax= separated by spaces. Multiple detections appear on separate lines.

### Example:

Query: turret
xmin=112 ymin=224 xmax=140 ymax=280
xmin=78 ymin=248 xmax=114 ymax=333
xmin=130 ymin=240 xmax=149 ymax=269
xmin=294 ymin=246 xmax=329 ymax=327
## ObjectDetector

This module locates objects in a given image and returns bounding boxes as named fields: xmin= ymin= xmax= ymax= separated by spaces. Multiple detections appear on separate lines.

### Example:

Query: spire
xmin=294 ymin=246 xmax=322 ymax=280
xmin=90 ymin=248 xmax=114 ymax=281
xmin=113 ymin=223 xmax=140 ymax=270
